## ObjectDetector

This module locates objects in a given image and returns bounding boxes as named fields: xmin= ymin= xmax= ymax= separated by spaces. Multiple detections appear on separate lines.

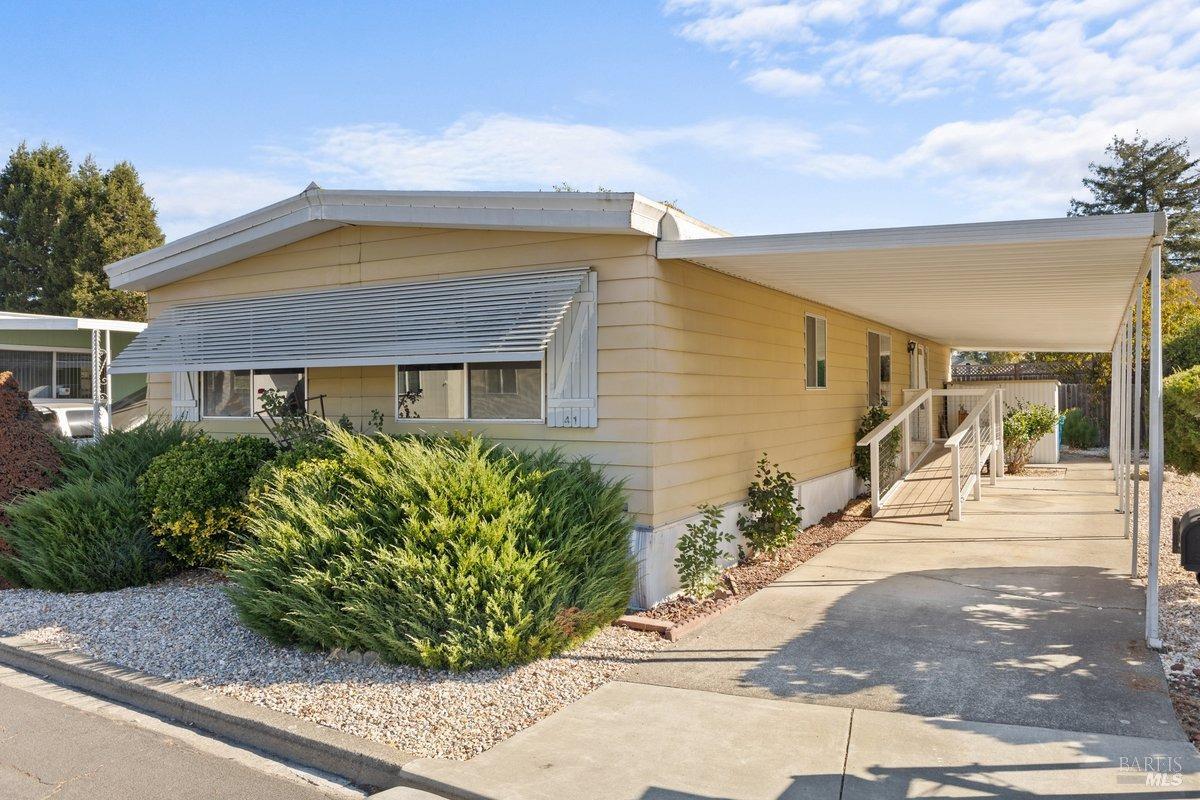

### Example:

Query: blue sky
xmin=3 ymin=0 xmax=1197 ymax=240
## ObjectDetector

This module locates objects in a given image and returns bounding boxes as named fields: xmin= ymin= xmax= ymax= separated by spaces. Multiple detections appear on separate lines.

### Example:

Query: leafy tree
xmin=1070 ymin=133 xmax=1200 ymax=275
xmin=0 ymin=143 xmax=161 ymax=320
xmin=1165 ymin=319 xmax=1200 ymax=374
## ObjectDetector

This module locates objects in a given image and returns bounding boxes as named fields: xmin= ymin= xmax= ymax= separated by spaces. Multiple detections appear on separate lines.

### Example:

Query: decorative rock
xmin=0 ymin=571 xmax=667 ymax=761
xmin=1172 ymin=662 xmax=1185 ymax=671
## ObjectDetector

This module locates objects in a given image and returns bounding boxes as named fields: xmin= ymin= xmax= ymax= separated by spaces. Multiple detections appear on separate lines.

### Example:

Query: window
xmin=397 ymin=363 xmax=465 ymax=419
xmin=868 ymin=332 xmax=892 ymax=405
xmin=469 ymin=362 xmax=541 ymax=419
xmin=805 ymin=315 xmax=827 ymax=389
xmin=55 ymin=352 xmax=92 ymax=400
xmin=201 ymin=368 xmax=304 ymax=418
xmin=396 ymin=360 xmax=543 ymax=421
xmin=0 ymin=349 xmax=93 ymax=400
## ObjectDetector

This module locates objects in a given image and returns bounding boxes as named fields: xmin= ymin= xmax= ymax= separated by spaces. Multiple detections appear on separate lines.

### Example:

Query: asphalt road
xmin=0 ymin=667 xmax=362 ymax=800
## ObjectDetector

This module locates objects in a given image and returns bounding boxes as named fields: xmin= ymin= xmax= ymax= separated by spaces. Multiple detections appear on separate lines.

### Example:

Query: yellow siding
xmin=144 ymin=225 xmax=951 ymax=529
xmin=646 ymin=259 xmax=950 ymax=526
xmin=145 ymin=226 xmax=659 ymax=522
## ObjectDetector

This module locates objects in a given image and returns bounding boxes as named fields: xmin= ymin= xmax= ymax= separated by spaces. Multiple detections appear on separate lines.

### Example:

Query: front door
xmin=911 ymin=345 xmax=929 ymax=441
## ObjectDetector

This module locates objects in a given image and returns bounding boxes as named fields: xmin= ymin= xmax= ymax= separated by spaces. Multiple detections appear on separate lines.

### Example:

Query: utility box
xmin=1173 ymin=509 xmax=1200 ymax=576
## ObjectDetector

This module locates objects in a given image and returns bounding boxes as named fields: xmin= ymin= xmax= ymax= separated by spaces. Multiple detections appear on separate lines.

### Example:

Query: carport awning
xmin=109 ymin=268 xmax=589 ymax=374
xmin=657 ymin=212 xmax=1166 ymax=352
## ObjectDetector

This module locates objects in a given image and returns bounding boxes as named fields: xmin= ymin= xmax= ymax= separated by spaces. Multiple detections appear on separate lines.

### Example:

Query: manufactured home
xmin=105 ymin=188 xmax=1165 ymax=609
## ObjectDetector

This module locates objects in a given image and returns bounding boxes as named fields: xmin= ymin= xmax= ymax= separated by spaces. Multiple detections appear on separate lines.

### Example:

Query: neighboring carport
xmin=658 ymin=210 xmax=1169 ymax=648
xmin=0 ymin=312 xmax=146 ymax=440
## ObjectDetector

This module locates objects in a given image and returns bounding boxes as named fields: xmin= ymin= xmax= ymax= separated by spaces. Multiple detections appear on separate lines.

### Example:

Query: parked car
xmin=36 ymin=403 xmax=110 ymax=440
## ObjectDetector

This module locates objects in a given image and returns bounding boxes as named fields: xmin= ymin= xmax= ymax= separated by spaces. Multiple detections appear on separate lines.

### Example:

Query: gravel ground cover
xmin=643 ymin=498 xmax=873 ymax=627
xmin=1138 ymin=467 xmax=1200 ymax=749
xmin=0 ymin=573 xmax=665 ymax=760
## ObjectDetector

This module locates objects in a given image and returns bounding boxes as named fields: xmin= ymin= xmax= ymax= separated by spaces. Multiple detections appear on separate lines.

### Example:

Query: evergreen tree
xmin=0 ymin=143 xmax=161 ymax=320
xmin=0 ymin=143 xmax=74 ymax=312
xmin=1070 ymin=133 xmax=1200 ymax=275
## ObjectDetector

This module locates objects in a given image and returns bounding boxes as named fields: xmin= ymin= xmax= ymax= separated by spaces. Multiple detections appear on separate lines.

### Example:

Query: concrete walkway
xmin=392 ymin=459 xmax=1200 ymax=799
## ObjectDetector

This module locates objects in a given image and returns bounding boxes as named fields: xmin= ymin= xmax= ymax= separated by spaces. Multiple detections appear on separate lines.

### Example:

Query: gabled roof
xmin=658 ymin=212 xmax=1166 ymax=352
xmin=105 ymin=187 xmax=727 ymax=291
xmin=0 ymin=311 xmax=146 ymax=334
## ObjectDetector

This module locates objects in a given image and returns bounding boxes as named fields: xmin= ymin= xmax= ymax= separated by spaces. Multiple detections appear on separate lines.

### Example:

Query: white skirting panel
xmin=628 ymin=467 xmax=858 ymax=609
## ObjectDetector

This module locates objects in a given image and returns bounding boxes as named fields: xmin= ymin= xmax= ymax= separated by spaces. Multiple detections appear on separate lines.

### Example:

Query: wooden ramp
xmin=873 ymin=446 xmax=956 ymax=522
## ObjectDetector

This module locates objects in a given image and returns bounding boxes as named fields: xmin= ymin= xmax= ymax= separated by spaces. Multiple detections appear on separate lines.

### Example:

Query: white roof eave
xmin=106 ymin=188 xmax=724 ymax=292
xmin=657 ymin=211 xmax=1166 ymax=354
xmin=0 ymin=311 xmax=146 ymax=334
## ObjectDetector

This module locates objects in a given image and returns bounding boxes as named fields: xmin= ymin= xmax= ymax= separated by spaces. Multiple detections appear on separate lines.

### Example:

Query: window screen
xmin=54 ymin=351 xmax=92 ymax=399
xmin=0 ymin=350 xmax=52 ymax=399
xmin=805 ymin=316 xmax=827 ymax=389
xmin=469 ymin=362 xmax=541 ymax=419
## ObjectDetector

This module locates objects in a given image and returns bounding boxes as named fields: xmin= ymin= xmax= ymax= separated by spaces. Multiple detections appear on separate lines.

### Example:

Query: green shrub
xmin=0 ymin=479 xmax=173 ymax=592
xmin=139 ymin=435 xmax=277 ymax=567
xmin=854 ymin=403 xmax=901 ymax=485
xmin=736 ymin=455 xmax=803 ymax=559
xmin=1003 ymin=402 xmax=1061 ymax=472
xmin=1061 ymin=408 xmax=1099 ymax=449
xmin=675 ymin=504 xmax=732 ymax=599
xmin=59 ymin=418 xmax=195 ymax=484
xmin=247 ymin=435 xmax=340 ymax=497
xmin=0 ymin=418 xmax=196 ymax=592
xmin=224 ymin=429 xmax=634 ymax=671
xmin=1166 ymin=319 xmax=1200 ymax=375
xmin=1165 ymin=365 xmax=1200 ymax=473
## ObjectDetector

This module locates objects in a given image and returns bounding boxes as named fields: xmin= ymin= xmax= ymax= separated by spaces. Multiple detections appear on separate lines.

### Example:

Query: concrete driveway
xmin=395 ymin=459 xmax=1200 ymax=799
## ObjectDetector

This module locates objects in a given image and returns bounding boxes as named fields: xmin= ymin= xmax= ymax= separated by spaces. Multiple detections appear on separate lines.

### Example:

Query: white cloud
xmin=143 ymin=114 xmax=821 ymax=240
xmin=745 ymin=67 xmax=825 ymax=96
xmin=141 ymin=169 xmax=299 ymax=241
xmin=939 ymin=0 xmax=1035 ymax=35
xmin=666 ymin=0 xmax=1200 ymax=218
xmin=676 ymin=3 xmax=814 ymax=50
xmin=828 ymin=34 xmax=1007 ymax=100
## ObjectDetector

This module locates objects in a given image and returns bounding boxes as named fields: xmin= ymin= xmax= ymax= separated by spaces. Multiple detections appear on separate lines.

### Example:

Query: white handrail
xmin=943 ymin=387 xmax=1003 ymax=520
xmin=856 ymin=388 xmax=932 ymax=447
xmin=857 ymin=388 xmax=935 ymax=515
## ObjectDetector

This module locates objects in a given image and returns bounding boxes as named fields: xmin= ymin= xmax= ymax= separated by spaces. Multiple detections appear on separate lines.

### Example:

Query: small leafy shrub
xmin=854 ymin=403 xmax=901 ymax=486
xmin=1061 ymin=408 xmax=1099 ymax=449
xmin=1003 ymin=402 xmax=1061 ymax=473
xmin=0 ymin=372 xmax=61 ymax=526
xmin=737 ymin=455 xmax=803 ymax=559
xmin=0 ymin=417 xmax=196 ymax=591
xmin=0 ymin=479 xmax=174 ymax=592
xmin=1165 ymin=365 xmax=1200 ymax=473
xmin=139 ymin=435 xmax=277 ymax=567
xmin=1166 ymin=319 xmax=1200 ymax=375
xmin=675 ymin=504 xmax=733 ymax=599
xmin=225 ymin=429 xmax=634 ymax=671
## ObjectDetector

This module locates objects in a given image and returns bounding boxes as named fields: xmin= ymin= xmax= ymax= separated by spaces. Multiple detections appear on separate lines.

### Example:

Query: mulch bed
xmin=642 ymin=497 xmax=873 ymax=627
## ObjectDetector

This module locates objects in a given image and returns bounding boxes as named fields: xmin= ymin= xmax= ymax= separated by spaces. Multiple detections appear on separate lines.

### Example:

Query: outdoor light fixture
xmin=907 ymin=340 xmax=916 ymax=354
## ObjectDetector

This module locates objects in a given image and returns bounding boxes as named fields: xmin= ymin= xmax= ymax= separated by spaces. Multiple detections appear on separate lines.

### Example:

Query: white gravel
xmin=1139 ymin=468 xmax=1200 ymax=672
xmin=0 ymin=573 xmax=665 ymax=760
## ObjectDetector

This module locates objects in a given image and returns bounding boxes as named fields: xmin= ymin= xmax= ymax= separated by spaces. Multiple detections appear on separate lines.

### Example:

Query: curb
xmin=0 ymin=635 xmax=489 ymax=799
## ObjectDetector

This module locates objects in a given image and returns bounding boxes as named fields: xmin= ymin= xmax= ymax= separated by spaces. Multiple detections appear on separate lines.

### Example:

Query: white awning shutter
xmin=111 ymin=268 xmax=590 ymax=374
xmin=546 ymin=271 xmax=598 ymax=428
xmin=171 ymin=371 xmax=198 ymax=422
